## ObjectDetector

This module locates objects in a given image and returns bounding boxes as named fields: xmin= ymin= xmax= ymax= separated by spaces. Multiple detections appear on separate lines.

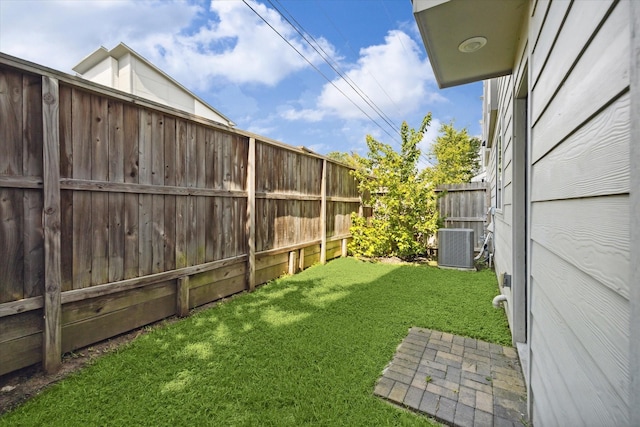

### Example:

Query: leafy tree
xmin=326 ymin=151 xmax=362 ymax=169
xmin=349 ymin=114 xmax=439 ymax=258
xmin=424 ymin=122 xmax=481 ymax=186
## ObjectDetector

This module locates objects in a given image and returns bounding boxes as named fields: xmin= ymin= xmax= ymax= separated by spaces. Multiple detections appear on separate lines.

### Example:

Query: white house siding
xmin=526 ymin=0 xmax=630 ymax=425
xmin=490 ymin=74 xmax=514 ymax=328
xmin=131 ymin=58 xmax=194 ymax=114
xmin=487 ymin=39 xmax=528 ymax=337
xmin=195 ymin=98 xmax=225 ymax=123
xmin=80 ymin=56 xmax=117 ymax=88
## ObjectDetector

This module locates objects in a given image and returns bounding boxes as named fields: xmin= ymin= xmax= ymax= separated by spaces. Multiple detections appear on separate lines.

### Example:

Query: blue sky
xmin=0 ymin=0 xmax=482 ymax=163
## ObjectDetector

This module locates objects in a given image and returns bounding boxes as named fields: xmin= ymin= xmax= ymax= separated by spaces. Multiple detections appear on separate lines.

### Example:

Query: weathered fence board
xmin=0 ymin=54 xmax=364 ymax=377
xmin=436 ymin=182 xmax=490 ymax=250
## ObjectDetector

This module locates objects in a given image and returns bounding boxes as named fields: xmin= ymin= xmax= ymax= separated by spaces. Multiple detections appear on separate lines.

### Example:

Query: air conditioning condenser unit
xmin=438 ymin=228 xmax=475 ymax=270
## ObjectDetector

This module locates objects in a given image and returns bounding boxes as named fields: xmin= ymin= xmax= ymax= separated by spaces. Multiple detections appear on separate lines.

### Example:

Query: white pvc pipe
xmin=492 ymin=294 xmax=507 ymax=308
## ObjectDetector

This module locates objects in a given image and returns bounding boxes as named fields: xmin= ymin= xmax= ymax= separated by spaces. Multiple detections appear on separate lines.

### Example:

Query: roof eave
xmin=413 ymin=0 xmax=527 ymax=88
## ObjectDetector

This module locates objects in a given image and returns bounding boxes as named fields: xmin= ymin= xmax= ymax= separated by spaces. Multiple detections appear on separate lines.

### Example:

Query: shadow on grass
xmin=1 ymin=258 xmax=510 ymax=427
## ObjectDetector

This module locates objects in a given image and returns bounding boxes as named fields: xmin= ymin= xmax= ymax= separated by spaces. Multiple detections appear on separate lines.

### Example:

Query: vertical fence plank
xmin=138 ymin=109 xmax=153 ymax=275
xmin=163 ymin=117 xmax=176 ymax=271
xmin=320 ymin=159 xmax=327 ymax=264
xmin=123 ymin=105 xmax=139 ymax=279
xmin=195 ymin=126 xmax=206 ymax=264
xmin=175 ymin=119 xmax=187 ymax=269
xmin=91 ymin=95 xmax=109 ymax=286
xmin=42 ymin=76 xmax=61 ymax=373
xmin=23 ymin=74 xmax=44 ymax=298
xmin=151 ymin=112 xmax=165 ymax=273
xmin=246 ymin=137 xmax=256 ymax=290
xmin=0 ymin=69 xmax=25 ymax=303
xmin=59 ymin=84 xmax=73 ymax=291
xmin=108 ymin=100 xmax=124 ymax=282
xmin=71 ymin=88 xmax=92 ymax=288
xmin=186 ymin=123 xmax=197 ymax=266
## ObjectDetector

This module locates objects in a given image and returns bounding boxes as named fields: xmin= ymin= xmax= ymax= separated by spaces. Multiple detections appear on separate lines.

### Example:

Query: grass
xmin=1 ymin=258 xmax=510 ymax=426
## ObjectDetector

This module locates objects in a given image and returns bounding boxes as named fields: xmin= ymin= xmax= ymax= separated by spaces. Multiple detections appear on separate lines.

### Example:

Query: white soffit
xmin=413 ymin=0 xmax=527 ymax=88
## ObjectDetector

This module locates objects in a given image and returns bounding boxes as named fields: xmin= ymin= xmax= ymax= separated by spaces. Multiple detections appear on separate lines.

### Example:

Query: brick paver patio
xmin=374 ymin=327 xmax=528 ymax=427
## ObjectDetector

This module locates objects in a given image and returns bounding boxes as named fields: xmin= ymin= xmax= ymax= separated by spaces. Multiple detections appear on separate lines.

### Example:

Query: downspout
xmin=492 ymin=294 xmax=507 ymax=308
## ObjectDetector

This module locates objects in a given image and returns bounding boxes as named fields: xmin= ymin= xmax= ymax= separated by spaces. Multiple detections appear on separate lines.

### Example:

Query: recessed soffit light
xmin=458 ymin=36 xmax=487 ymax=53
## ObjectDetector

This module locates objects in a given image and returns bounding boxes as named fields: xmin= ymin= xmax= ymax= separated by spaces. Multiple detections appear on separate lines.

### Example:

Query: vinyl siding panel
xmin=526 ymin=0 xmax=631 ymax=424
xmin=531 ymin=1 xmax=629 ymax=163
xmin=531 ymin=92 xmax=630 ymax=202
xmin=530 ymin=243 xmax=629 ymax=426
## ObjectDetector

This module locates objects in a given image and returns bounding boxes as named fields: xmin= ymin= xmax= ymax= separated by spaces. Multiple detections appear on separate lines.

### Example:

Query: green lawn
xmin=1 ymin=258 xmax=510 ymax=426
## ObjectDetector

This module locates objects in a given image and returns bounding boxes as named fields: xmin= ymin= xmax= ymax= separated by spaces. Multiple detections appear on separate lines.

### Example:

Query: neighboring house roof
xmin=412 ymin=0 xmax=527 ymax=88
xmin=73 ymin=42 xmax=235 ymax=127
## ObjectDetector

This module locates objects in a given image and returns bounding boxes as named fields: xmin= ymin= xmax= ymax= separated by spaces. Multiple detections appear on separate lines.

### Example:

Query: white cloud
xmin=0 ymin=0 xmax=334 ymax=89
xmin=282 ymin=29 xmax=443 ymax=124
xmin=281 ymin=108 xmax=325 ymax=122
xmin=0 ymin=0 xmax=200 ymax=73
xmin=142 ymin=1 xmax=337 ymax=88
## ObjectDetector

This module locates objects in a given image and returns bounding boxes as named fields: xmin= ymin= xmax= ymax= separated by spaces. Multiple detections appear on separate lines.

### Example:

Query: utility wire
xmin=241 ymin=0 xmax=401 ymax=144
xmin=271 ymin=0 xmax=401 ymax=134
xmin=312 ymin=0 xmax=437 ymax=168
xmin=243 ymin=0 xmax=435 ymax=167
xmin=314 ymin=0 xmax=405 ymax=125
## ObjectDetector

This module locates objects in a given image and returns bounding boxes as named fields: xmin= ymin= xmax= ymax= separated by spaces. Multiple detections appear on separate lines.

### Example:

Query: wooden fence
xmin=0 ymin=54 xmax=362 ymax=376
xmin=436 ymin=182 xmax=490 ymax=251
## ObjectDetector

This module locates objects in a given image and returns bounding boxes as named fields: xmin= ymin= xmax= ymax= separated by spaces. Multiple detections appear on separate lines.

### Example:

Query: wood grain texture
xmin=41 ymin=75 xmax=62 ymax=373
xmin=246 ymin=137 xmax=256 ymax=290
xmin=0 ymin=332 xmax=42 ymax=376
xmin=320 ymin=159 xmax=327 ymax=264
xmin=108 ymin=100 xmax=124 ymax=282
xmin=0 ymin=69 xmax=25 ymax=302
xmin=22 ymin=75 xmax=44 ymax=298
xmin=91 ymin=95 xmax=109 ymax=286
xmin=176 ymin=276 xmax=189 ymax=317
xmin=163 ymin=116 xmax=176 ymax=271
xmin=0 ymin=57 xmax=365 ymax=377
xmin=0 ymin=68 xmax=22 ymax=176
xmin=123 ymin=105 xmax=139 ymax=279
xmin=62 ymin=284 xmax=175 ymax=354
xmin=71 ymin=88 xmax=92 ymax=289
xmin=151 ymin=112 xmax=165 ymax=274
xmin=61 ymin=254 xmax=247 ymax=304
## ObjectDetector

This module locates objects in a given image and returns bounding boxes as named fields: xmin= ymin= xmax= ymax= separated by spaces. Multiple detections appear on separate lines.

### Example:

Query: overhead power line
xmin=270 ymin=0 xmax=401 ymax=133
xmin=242 ymin=0 xmax=435 ymax=167
xmin=241 ymin=0 xmax=401 ymax=144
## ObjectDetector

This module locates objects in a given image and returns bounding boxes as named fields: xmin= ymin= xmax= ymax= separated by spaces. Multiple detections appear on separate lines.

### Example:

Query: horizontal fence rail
xmin=436 ymin=182 xmax=490 ymax=251
xmin=0 ymin=54 xmax=363 ymax=376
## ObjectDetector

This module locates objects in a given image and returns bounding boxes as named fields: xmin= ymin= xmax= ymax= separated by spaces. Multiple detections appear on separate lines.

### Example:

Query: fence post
xmin=246 ymin=137 xmax=256 ymax=290
xmin=176 ymin=276 xmax=190 ymax=317
xmin=42 ymin=76 xmax=62 ymax=373
xmin=320 ymin=159 xmax=327 ymax=264
xmin=288 ymin=251 xmax=296 ymax=275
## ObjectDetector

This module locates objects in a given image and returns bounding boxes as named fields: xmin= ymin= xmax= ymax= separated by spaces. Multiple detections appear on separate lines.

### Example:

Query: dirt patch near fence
xmin=0 ymin=326 xmax=148 ymax=415
xmin=0 ymin=294 xmax=237 ymax=416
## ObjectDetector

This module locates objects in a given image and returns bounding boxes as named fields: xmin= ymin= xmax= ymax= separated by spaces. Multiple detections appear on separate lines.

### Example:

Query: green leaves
xmin=423 ymin=122 xmax=481 ymax=187
xmin=349 ymin=114 xmax=438 ymax=258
